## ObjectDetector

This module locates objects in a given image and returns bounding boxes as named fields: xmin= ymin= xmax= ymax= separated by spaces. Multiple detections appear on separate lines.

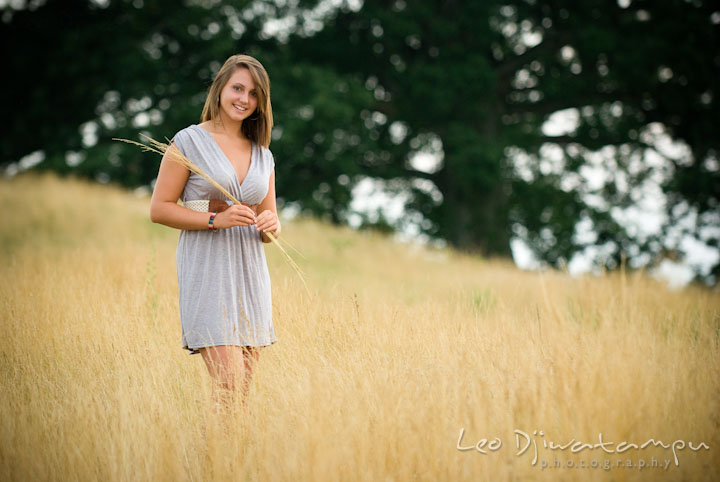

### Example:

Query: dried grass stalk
xmin=113 ymin=134 xmax=309 ymax=294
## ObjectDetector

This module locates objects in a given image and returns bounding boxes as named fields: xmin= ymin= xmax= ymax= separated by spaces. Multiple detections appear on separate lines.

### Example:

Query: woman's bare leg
xmin=200 ymin=345 xmax=243 ymax=413
xmin=199 ymin=345 xmax=261 ymax=413
xmin=240 ymin=346 xmax=260 ymax=406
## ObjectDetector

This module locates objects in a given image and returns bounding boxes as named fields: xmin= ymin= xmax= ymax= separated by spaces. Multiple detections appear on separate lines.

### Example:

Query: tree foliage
xmin=279 ymin=0 xmax=719 ymax=282
xmin=2 ymin=0 xmax=718 ymax=283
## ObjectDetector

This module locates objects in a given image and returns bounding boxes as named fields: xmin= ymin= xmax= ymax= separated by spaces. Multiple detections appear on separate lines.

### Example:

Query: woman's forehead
xmin=226 ymin=67 xmax=255 ymax=89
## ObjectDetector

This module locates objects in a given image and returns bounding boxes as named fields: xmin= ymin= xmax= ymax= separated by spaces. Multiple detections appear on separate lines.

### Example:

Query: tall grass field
xmin=1 ymin=172 xmax=718 ymax=481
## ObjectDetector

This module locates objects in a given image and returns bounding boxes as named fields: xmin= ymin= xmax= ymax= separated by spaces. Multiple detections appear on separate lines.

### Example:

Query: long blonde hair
xmin=200 ymin=54 xmax=273 ymax=148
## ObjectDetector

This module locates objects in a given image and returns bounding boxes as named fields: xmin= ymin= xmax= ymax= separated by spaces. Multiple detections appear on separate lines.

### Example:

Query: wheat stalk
xmin=113 ymin=134 xmax=310 ymax=295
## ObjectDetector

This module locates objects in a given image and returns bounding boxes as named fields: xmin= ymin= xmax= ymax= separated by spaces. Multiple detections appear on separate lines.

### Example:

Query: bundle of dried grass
xmin=113 ymin=134 xmax=309 ymax=294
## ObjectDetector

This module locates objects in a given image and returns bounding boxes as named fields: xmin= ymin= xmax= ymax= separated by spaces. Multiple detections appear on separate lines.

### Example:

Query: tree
xmin=276 ymin=0 xmax=719 ymax=282
xmin=2 ymin=0 xmax=258 ymax=185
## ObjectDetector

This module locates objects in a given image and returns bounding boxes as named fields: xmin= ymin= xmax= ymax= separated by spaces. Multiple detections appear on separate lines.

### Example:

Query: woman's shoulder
xmin=257 ymin=144 xmax=273 ymax=157
xmin=168 ymin=125 xmax=204 ymax=157
xmin=257 ymin=144 xmax=275 ymax=170
xmin=170 ymin=124 xmax=204 ymax=151
xmin=172 ymin=124 xmax=198 ymax=140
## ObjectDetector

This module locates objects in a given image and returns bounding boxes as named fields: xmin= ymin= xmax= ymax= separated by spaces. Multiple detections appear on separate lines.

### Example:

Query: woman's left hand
xmin=255 ymin=209 xmax=281 ymax=235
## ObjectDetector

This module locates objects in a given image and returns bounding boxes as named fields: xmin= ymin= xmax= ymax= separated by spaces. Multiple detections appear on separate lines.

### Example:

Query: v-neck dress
xmin=170 ymin=124 xmax=277 ymax=355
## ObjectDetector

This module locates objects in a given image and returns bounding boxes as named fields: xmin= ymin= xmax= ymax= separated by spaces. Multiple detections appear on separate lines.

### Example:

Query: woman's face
xmin=219 ymin=67 xmax=259 ymax=123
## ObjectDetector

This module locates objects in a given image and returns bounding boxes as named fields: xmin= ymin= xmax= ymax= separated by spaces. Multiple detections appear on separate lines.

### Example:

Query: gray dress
xmin=171 ymin=124 xmax=277 ymax=355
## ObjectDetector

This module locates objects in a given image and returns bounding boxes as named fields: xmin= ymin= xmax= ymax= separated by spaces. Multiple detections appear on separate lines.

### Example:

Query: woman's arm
xmin=254 ymin=170 xmax=281 ymax=243
xmin=149 ymin=142 xmax=256 ymax=230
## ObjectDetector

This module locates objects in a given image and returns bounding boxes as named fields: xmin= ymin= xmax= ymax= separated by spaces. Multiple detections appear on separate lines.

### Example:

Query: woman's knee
xmin=200 ymin=346 xmax=245 ymax=379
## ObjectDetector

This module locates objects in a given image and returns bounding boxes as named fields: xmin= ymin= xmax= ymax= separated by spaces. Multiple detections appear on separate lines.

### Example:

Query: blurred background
xmin=2 ymin=0 xmax=719 ymax=287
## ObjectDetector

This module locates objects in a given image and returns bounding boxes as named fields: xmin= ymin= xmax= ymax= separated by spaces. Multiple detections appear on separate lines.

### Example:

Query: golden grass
xmin=0 ymin=171 xmax=718 ymax=481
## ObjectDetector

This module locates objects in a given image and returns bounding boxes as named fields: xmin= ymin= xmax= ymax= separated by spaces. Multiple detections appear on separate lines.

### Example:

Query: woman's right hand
xmin=213 ymin=203 xmax=257 ymax=229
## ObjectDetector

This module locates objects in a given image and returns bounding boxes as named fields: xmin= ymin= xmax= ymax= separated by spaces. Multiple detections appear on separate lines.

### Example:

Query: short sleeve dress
xmin=170 ymin=124 xmax=278 ymax=355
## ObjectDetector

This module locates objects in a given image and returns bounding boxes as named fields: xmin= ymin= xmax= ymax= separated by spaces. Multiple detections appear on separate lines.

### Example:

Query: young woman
xmin=150 ymin=54 xmax=280 ymax=411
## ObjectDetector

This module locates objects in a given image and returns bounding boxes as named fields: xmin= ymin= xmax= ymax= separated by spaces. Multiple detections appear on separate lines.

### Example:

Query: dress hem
xmin=183 ymin=339 xmax=278 ymax=355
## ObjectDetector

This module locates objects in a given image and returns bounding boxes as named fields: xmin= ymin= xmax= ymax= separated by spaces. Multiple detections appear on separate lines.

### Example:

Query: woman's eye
xmin=250 ymin=92 xmax=257 ymax=97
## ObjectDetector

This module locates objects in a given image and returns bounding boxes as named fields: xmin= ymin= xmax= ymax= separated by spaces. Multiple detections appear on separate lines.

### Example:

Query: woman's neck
xmin=212 ymin=113 xmax=245 ymax=140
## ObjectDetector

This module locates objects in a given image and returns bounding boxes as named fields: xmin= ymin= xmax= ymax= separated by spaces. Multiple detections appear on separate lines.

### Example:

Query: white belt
xmin=183 ymin=200 xmax=209 ymax=212
xmin=183 ymin=200 xmax=232 ymax=212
